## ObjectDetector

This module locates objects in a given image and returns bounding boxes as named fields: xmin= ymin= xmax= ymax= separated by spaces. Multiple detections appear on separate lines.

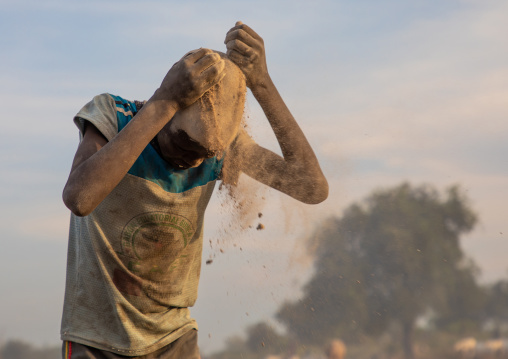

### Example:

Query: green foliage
xmin=0 ymin=340 xmax=60 ymax=359
xmin=276 ymin=182 xmax=480 ymax=358
xmin=0 ymin=341 xmax=32 ymax=359
xmin=209 ymin=321 xmax=290 ymax=359
xmin=207 ymin=336 xmax=252 ymax=359
xmin=432 ymin=260 xmax=486 ymax=334
xmin=245 ymin=322 xmax=289 ymax=354
xmin=485 ymin=279 xmax=508 ymax=322
xmin=482 ymin=279 xmax=508 ymax=337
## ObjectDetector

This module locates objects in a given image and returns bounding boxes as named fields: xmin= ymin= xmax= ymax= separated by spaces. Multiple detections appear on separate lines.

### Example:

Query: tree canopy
xmin=277 ymin=183 xmax=480 ymax=359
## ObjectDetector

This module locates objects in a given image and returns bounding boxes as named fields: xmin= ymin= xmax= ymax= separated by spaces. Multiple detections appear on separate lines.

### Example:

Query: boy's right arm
xmin=63 ymin=48 xmax=226 ymax=217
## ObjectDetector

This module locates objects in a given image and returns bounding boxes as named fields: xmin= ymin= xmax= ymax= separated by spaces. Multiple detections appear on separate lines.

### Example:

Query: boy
xmin=61 ymin=22 xmax=328 ymax=359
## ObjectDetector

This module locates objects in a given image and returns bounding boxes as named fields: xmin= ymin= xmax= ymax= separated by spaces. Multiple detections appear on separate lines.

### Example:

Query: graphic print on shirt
xmin=115 ymin=212 xmax=196 ymax=287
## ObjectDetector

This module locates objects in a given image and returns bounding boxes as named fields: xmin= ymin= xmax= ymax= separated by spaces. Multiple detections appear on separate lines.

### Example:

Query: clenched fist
xmin=225 ymin=21 xmax=269 ymax=89
xmin=153 ymin=48 xmax=226 ymax=110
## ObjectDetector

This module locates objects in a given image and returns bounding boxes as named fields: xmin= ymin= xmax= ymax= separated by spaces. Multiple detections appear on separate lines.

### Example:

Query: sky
xmin=0 ymin=0 xmax=507 ymax=354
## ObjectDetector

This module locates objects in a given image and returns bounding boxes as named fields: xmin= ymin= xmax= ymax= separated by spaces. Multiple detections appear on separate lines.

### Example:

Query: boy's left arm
xmin=225 ymin=22 xmax=328 ymax=204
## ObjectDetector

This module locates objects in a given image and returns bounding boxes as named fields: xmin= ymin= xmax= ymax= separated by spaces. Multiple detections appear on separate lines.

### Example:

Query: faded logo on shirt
xmin=115 ymin=212 xmax=195 ymax=289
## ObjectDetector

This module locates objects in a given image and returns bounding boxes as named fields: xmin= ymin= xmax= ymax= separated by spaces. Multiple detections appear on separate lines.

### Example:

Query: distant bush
xmin=0 ymin=340 xmax=60 ymax=359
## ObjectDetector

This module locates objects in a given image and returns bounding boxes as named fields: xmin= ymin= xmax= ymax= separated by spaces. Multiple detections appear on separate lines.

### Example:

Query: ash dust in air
xmin=195 ymin=52 xmax=328 ymax=272
xmin=205 ymin=106 xmax=323 ymax=272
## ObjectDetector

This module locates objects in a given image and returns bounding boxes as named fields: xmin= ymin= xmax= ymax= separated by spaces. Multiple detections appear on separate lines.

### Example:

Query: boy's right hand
xmin=152 ymin=48 xmax=226 ymax=111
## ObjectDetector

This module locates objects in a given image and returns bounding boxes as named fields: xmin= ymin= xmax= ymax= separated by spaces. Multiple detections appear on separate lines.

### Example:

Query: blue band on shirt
xmin=109 ymin=94 xmax=223 ymax=193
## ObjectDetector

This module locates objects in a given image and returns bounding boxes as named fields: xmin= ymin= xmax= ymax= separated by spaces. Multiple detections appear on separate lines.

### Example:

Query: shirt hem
xmin=60 ymin=322 xmax=197 ymax=357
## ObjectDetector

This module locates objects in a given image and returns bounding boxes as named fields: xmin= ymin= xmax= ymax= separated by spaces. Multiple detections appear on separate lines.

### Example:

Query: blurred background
xmin=0 ymin=0 xmax=507 ymax=358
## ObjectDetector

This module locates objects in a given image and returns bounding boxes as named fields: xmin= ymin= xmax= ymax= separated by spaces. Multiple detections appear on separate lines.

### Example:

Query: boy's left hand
xmin=224 ymin=23 xmax=328 ymax=204
xmin=224 ymin=21 xmax=269 ymax=88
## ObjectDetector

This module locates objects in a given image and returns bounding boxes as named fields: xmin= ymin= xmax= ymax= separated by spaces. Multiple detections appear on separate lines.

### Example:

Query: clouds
xmin=0 ymin=0 xmax=507 ymax=353
xmin=297 ymin=0 xmax=508 ymax=284
xmin=310 ymin=1 xmax=508 ymax=176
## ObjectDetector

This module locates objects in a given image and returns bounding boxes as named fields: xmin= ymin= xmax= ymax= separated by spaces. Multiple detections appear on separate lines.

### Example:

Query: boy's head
xmin=158 ymin=50 xmax=246 ymax=169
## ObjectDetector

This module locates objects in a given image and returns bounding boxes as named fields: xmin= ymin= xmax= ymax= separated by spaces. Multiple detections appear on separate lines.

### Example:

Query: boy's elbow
xmin=305 ymin=178 xmax=329 ymax=204
xmin=289 ymin=175 xmax=328 ymax=204
xmin=62 ymin=186 xmax=93 ymax=217
xmin=315 ymin=182 xmax=329 ymax=204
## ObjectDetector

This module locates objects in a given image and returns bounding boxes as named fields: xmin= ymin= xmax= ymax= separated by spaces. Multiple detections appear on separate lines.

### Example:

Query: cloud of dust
xmin=209 ymin=106 xmax=324 ymax=270
xmin=192 ymin=50 xmax=330 ymax=270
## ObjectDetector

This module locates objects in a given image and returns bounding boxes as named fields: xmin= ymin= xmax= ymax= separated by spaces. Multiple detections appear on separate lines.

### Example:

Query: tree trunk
xmin=402 ymin=320 xmax=415 ymax=359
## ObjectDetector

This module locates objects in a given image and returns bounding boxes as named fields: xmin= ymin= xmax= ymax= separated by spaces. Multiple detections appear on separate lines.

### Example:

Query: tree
xmin=432 ymin=259 xmax=486 ymax=334
xmin=245 ymin=322 xmax=289 ymax=355
xmin=0 ymin=341 xmax=33 ymax=359
xmin=208 ymin=336 xmax=253 ymax=359
xmin=209 ymin=322 xmax=289 ymax=359
xmin=277 ymin=183 xmax=479 ymax=359
xmin=483 ymin=279 xmax=508 ymax=337
xmin=0 ymin=340 xmax=60 ymax=359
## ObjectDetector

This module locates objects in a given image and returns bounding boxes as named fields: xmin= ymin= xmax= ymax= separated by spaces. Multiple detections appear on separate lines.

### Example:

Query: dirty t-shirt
xmin=61 ymin=93 xmax=224 ymax=356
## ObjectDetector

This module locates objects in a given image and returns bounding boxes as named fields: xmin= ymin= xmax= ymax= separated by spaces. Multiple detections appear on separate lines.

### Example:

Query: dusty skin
xmin=63 ymin=27 xmax=328 ymax=216
xmin=63 ymin=48 xmax=227 ymax=216
xmin=222 ymin=22 xmax=328 ymax=204
xmin=61 ymin=21 xmax=328 ymax=358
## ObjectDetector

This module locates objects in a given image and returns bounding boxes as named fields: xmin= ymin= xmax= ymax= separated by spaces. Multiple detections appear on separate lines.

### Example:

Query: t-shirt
xmin=61 ymin=93 xmax=224 ymax=356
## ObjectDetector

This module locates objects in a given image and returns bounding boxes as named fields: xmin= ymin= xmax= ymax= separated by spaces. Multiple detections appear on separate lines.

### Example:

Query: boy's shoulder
xmin=107 ymin=94 xmax=146 ymax=115
xmin=74 ymin=94 xmax=145 ymax=142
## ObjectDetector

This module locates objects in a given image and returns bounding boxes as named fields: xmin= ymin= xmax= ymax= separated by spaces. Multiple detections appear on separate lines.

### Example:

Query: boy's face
xmin=158 ymin=104 xmax=221 ymax=170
